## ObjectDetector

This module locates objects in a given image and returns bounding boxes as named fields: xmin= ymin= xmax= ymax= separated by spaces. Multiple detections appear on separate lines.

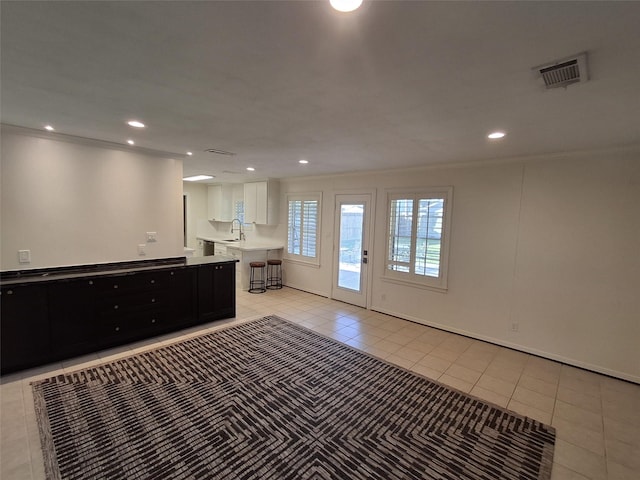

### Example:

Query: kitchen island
xmin=196 ymin=236 xmax=284 ymax=290
xmin=0 ymin=255 xmax=238 ymax=374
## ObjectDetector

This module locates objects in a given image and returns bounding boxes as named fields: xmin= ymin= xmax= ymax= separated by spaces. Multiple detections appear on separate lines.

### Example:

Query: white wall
xmin=4 ymin=124 xmax=636 ymax=382
xmin=279 ymin=147 xmax=640 ymax=383
xmin=1 ymin=126 xmax=184 ymax=270
xmin=509 ymin=152 xmax=639 ymax=381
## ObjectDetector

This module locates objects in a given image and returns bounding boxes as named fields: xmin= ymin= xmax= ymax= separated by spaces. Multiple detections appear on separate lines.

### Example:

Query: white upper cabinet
xmin=243 ymin=183 xmax=258 ymax=224
xmin=244 ymin=180 xmax=279 ymax=225
xmin=207 ymin=185 xmax=234 ymax=222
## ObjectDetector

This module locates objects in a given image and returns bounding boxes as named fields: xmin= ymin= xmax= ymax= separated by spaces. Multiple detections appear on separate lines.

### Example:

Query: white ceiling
xmin=2 ymin=1 xmax=640 ymax=184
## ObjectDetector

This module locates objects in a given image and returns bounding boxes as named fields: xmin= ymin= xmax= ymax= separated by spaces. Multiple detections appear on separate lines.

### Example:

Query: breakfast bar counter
xmin=196 ymin=237 xmax=284 ymax=290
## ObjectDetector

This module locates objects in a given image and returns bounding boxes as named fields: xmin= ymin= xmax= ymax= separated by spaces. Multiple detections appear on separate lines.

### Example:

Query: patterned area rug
xmin=33 ymin=316 xmax=555 ymax=479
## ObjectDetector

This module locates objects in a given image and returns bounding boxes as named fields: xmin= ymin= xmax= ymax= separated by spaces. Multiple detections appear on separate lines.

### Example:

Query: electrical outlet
xmin=18 ymin=249 xmax=31 ymax=264
xmin=146 ymin=232 xmax=157 ymax=242
xmin=138 ymin=244 xmax=146 ymax=256
xmin=510 ymin=322 xmax=520 ymax=333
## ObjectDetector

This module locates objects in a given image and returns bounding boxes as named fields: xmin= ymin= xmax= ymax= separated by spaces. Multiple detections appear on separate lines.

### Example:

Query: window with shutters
xmin=286 ymin=193 xmax=321 ymax=265
xmin=385 ymin=187 xmax=452 ymax=291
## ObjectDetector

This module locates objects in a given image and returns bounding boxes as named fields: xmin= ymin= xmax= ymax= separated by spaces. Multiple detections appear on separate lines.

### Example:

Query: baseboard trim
xmin=371 ymin=306 xmax=639 ymax=385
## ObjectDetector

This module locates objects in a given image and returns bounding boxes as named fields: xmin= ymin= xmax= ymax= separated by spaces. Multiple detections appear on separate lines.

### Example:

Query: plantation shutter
xmin=415 ymin=198 xmax=444 ymax=278
xmin=301 ymin=200 xmax=317 ymax=257
xmin=288 ymin=200 xmax=302 ymax=255
xmin=287 ymin=194 xmax=321 ymax=263
xmin=386 ymin=189 xmax=450 ymax=287
xmin=388 ymin=197 xmax=413 ymax=273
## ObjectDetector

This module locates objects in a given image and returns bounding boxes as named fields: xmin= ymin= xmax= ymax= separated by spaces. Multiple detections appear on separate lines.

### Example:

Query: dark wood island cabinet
xmin=0 ymin=283 xmax=50 ymax=373
xmin=49 ymin=277 xmax=99 ymax=358
xmin=1 ymin=256 xmax=237 ymax=375
xmin=198 ymin=262 xmax=236 ymax=322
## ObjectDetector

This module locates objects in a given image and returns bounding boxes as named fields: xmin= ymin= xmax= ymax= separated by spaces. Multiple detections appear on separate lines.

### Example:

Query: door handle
xmin=362 ymin=257 xmax=368 ymax=264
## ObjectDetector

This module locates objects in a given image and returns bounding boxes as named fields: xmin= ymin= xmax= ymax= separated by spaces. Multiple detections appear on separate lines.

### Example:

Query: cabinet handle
xmin=114 ymin=305 xmax=119 ymax=310
xmin=115 ymin=326 xmax=120 ymax=332
xmin=88 ymin=280 xmax=93 ymax=285
xmin=151 ymin=318 xmax=156 ymax=324
xmin=113 ymin=284 xmax=118 ymax=289
xmin=150 ymin=279 xmax=155 ymax=284
xmin=170 ymin=272 xmax=174 ymax=276
xmin=151 ymin=298 xmax=156 ymax=303
xmin=6 ymin=290 xmax=13 ymax=295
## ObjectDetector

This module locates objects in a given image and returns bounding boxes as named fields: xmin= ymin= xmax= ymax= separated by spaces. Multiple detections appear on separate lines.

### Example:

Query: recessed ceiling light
xmin=488 ymin=131 xmax=506 ymax=139
xmin=246 ymin=167 xmax=255 ymax=172
xmin=299 ymin=159 xmax=309 ymax=164
xmin=44 ymin=125 xmax=54 ymax=131
xmin=186 ymin=151 xmax=193 ymax=156
xmin=127 ymin=139 xmax=135 ymax=145
xmin=183 ymin=175 xmax=214 ymax=182
xmin=127 ymin=120 xmax=145 ymax=128
xmin=330 ymin=0 xmax=363 ymax=13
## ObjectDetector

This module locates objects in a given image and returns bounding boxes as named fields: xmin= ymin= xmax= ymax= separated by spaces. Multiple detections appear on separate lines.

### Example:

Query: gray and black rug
xmin=33 ymin=315 xmax=555 ymax=479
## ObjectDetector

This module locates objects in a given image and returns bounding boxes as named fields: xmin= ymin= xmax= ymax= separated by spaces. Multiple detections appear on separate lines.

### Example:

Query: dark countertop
xmin=185 ymin=255 xmax=237 ymax=267
xmin=0 ymin=255 xmax=238 ymax=286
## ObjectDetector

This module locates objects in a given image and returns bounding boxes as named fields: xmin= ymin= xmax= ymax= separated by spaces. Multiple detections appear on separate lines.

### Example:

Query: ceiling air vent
xmin=205 ymin=148 xmax=236 ymax=156
xmin=534 ymin=52 xmax=588 ymax=89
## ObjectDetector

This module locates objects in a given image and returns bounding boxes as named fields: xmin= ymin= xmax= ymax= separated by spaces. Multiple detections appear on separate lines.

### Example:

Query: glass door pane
xmin=337 ymin=203 xmax=364 ymax=292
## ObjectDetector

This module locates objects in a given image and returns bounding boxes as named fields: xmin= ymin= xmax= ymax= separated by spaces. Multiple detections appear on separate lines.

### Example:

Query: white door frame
xmin=331 ymin=190 xmax=376 ymax=308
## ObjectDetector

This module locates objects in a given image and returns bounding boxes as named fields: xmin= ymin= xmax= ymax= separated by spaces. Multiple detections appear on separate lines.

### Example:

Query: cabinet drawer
xmin=97 ymin=308 xmax=170 ymax=340
xmin=97 ymin=289 xmax=171 ymax=315
xmin=226 ymin=248 xmax=241 ymax=259
xmin=95 ymin=269 xmax=178 ymax=294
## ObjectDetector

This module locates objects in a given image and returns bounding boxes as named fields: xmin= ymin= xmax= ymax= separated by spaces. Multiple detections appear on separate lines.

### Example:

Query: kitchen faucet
xmin=231 ymin=219 xmax=245 ymax=241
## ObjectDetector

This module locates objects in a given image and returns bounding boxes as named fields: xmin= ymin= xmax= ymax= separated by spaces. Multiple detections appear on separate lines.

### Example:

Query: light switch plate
xmin=18 ymin=249 xmax=31 ymax=263
xmin=138 ymin=244 xmax=146 ymax=256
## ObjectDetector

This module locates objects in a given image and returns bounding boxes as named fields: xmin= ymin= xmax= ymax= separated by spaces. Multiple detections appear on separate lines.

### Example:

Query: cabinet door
xmin=244 ymin=182 xmax=258 ymax=224
xmin=49 ymin=278 xmax=98 ymax=359
xmin=265 ymin=179 xmax=279 ymax=225
xmin=255 ymin=181 xmax=268 ymax=224
xmin=213 ymin=263 xmax=235 ymax=316
xmin=0 ymin=284 xmax=50 ymax=374
xmin=167 ymin=267 xmax=197 ymax=325
xmin=208 ymin=185 xmax=221 ymax=220
xmin=198 ymin=263 xmax=236 ymax=322
xmin=208 ymin=185 xmax=234 ymax=222
xmin=244 ymin=180 xmax=278 ymax=225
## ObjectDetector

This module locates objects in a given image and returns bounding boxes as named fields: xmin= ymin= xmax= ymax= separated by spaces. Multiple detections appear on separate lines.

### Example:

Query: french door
xmin=331 ymin=193 xmax=373 ymax=308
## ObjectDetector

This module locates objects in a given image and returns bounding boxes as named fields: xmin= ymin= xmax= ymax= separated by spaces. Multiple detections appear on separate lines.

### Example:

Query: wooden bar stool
xmin=266 ymin=259 xmax=283 ymax=290
xmin=248 ymin=261 xmax=266 ymax=293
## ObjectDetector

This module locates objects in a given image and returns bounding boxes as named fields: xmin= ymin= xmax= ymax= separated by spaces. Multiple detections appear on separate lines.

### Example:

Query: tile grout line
xmin=599 ymin=378 xmax=609 ymax=478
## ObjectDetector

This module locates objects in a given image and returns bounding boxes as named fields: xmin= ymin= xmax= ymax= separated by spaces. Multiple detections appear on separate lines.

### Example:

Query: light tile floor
xmin=1 ymin=287 xmax=639 ymax=479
